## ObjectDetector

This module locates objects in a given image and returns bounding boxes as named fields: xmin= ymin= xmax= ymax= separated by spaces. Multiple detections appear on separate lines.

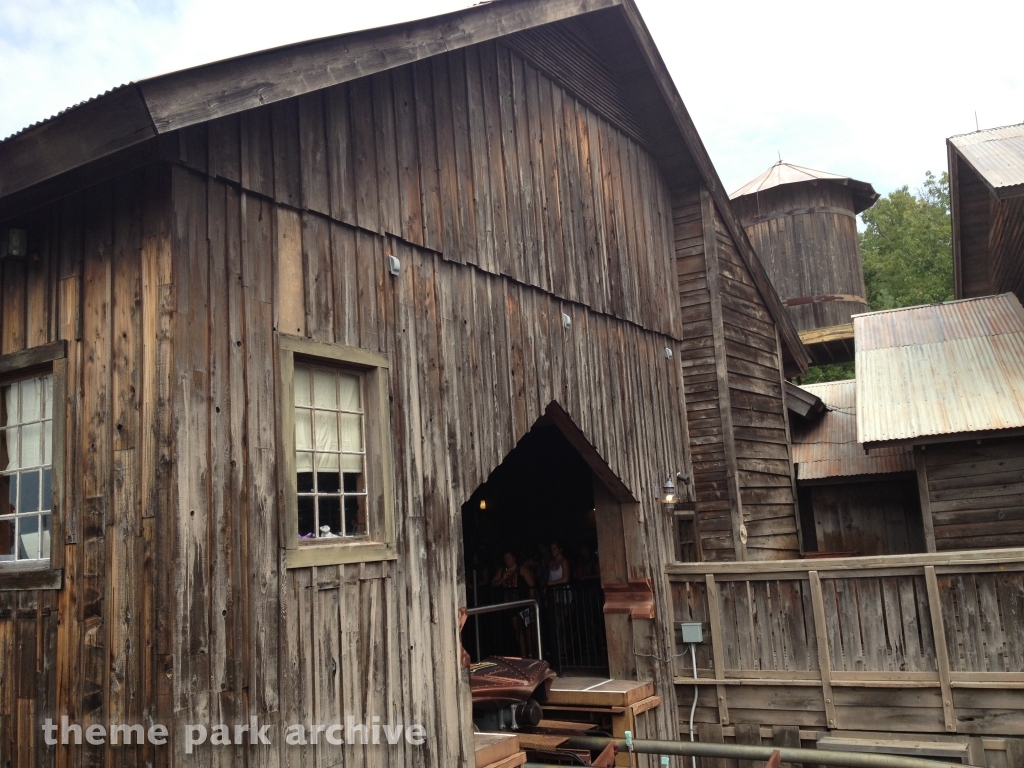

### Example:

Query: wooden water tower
xmin=730 ymin=162 xmax=879 ymax=364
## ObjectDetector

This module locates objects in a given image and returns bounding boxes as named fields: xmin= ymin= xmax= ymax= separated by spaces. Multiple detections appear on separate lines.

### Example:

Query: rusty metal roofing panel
xmin=949 ymin=123 xmax=1024 ymax=199
xmin=791 ymin=380 xmax=914 ymax=480
xmin=854 ymin=294 xmax=1024 ymax=446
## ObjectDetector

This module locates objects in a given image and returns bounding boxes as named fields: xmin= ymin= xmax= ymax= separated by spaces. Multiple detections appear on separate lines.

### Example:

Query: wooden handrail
xmin=665 ymin=546 xmax=1024 ymax=579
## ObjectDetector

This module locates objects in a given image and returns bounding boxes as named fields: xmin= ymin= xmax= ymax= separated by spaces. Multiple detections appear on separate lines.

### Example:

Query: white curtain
xmin=294 ymin=368 xmax=363 ymax=474
xmin=2 ymin=383 xmax=15 ymax=472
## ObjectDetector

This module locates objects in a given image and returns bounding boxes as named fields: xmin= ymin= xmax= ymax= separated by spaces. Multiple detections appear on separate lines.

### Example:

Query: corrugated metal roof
xmin=791 ymin=380 xmax=914 ymax=480
xmin=949 ymin=123 xmax=1024 ymax=199
xmin=1 ymin=85 xmax=133 ymax=144
xmin=729 ymin=161 xmax=879 ymax=213
xmin=855 ymin=293 xmax=1024 ymax=446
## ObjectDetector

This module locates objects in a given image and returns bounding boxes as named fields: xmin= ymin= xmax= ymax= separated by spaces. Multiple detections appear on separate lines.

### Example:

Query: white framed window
xmin=1 ymin=374 xmax=54 ymax=562
xmin=278 ymin=335 xmax=396 ymax=568
xmin=294 ymin=364 xmax=368 ymax=539
xmin=0 ymin=341 xmax=66 ymax=590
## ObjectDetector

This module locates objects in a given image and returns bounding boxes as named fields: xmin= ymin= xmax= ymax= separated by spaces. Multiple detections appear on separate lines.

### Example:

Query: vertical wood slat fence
xmin=665 ymin=549 xmax=1024 ymax=738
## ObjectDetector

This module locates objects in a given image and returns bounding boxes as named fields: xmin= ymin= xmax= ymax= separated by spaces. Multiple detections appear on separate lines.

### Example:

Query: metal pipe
xmin=687 ymin=643 xmax=697 ymax=768
xmin=472 ymin=569 xmax=481 ymax=663
xmin=465 ymin=599 xmax=542 ymax=659
xmin=556 ymin=735 xmax=979 ymax=768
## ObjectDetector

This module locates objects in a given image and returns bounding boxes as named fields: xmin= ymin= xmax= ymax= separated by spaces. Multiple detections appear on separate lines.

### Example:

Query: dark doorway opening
xmin=462 ymin=424 xmax=609 ymax=676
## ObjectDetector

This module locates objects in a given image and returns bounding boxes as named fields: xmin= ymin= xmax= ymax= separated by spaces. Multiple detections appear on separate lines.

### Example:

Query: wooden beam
xmin=808 ymin=570 xmax=837 ymax=729
xmin=0 ymin=567 xmax=62 ymax=591
xmin=139 ymin=0 xmax=620 ymax=133
xmin=701 ymin=184 xmax=745 ymax=561
xmin=924 ymin=565 xmax=956 ymax=733
xmin=915 ymin=446 xmax=937 ymax=553
xmin=704 ymin=574 xmax=729 ymax=725
xmin=798 ymin=323 xmax=854 ymax=347
xmin=0 ymin=339 xmax=67 ymax=377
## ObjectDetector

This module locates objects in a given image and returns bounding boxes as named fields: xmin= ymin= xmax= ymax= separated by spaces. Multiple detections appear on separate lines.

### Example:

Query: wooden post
xmin=704 ymin=574 xmax=730 ymax=725
xmin=915 ymin=446 xmax=937 ymax=553
xmin=700 ymin=184 xmax=745 ymax=561
xmin=925 ymin=565 xmax=956 ymax=732
xmin=808 ymin=571 xmax=837 ymax=729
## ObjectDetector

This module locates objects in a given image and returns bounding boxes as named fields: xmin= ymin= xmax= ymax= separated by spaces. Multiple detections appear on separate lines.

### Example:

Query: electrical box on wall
xmin=0 ymin=228 xmax=28 ymax=260
xmin=680 ymin=622 xmax=703 ymax=644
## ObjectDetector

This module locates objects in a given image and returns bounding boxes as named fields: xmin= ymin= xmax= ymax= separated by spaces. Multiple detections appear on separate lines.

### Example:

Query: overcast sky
xmin=1 ymin=0 xmax=1021 ymax=198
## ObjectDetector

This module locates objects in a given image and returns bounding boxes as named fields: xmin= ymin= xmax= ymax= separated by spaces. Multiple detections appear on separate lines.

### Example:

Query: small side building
xmin=790 ymin=379 xmax=923 ymax=556
xmin=948 ymin=123 xmax=1024 ymax=303
xmin=856 ymin=292 xmax=1024 ymax=551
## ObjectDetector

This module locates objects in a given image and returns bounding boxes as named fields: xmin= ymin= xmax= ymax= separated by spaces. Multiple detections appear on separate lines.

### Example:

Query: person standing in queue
xmin=491 ymin=551 xmax=536 ymax=657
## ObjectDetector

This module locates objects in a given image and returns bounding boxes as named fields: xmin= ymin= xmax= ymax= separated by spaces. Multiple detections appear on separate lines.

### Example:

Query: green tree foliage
xmin=860 ymin=171 xmax=954 ymax=310
xmin=799 ymin=362 xmax=854 ymax=385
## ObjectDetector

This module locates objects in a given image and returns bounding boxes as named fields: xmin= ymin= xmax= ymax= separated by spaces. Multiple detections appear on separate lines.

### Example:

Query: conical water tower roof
xmin=730 ymin=161 xmax=879 ymax=214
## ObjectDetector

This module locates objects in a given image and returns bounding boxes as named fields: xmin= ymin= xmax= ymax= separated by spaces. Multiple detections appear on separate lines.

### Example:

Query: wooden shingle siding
xmin=175 ymin=43 xmax=680 ymax=343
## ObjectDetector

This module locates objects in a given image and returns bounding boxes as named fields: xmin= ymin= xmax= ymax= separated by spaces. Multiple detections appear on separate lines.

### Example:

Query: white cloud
xmin=1 ymin=0 xmax=1021 ymax=195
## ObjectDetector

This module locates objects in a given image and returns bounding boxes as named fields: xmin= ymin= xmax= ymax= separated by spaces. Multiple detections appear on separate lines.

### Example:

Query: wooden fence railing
xmin=664 ymin=548 xmax=1024 ymax=738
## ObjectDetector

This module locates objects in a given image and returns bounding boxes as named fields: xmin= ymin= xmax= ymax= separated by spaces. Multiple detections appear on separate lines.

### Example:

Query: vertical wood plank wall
xmin=0 ymin=167 xmax=172 ymax=768
xmin=672 ymin=186 xmax=800 ymax=561
xmin=0 ymin=38 xmax=692 ymax=767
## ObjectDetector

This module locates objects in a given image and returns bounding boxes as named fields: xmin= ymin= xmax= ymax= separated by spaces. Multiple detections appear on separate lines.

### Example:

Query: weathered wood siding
xmin=176 ymin=40 xmax=680 ymax=341
xmin=990 ymin=195 xmax=1024 ymax=304
xmin=0 ymin=168 xmax=172 ymax=768
xmin=673 ymin=185 xmax=799 ymax=562
xmin=955 ymin=160 xmax=995 ymax=299
xmin=0 ymin=35 xmax=690 ymax=768
xmin=669 ymin=552 xmax=1024 ymax=749
xmin=805 ymin=476 xmax=925 ymax=556
xmin=919 ymin=438 xmax=1024 ymax=551
xmin=732 ymin=182 xmax=867 ymax=332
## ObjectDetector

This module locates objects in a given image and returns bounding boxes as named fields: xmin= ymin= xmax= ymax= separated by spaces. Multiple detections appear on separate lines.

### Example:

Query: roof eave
xmin=0 ymin=0 xmax=621 ymax=203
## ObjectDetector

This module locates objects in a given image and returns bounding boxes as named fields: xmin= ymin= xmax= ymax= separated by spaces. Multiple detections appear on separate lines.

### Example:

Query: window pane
xmin=295 ymin=409 xmax=312 ymax=452
xmin=21 ymin=422 xmax=42 ymax=467
xmin=41 ymin=513 xmax=51 ymax=559
xmin=2 ymin=474 xmax=14 ymax=515
xmin=296 ymin=471 xmax=314 ymax=494
xmin=312 ymin=369 xmax=338 ymax=409
xmin=42 ymin=376 xmax=53 ymax=419
xmin=43 ymin=420 xmax=52 ymax=466
xmin=316 ymin=451 xmax=340 ymax=474
xmin=294 ymin=367 xmax=312 ymax=407
xmin=21 ymin=378 xmax=40 ymax=422
xmin=19 ymin=470 xmax=40 ymax=513
xmin=314 ymin=411 xmax=340 ymax=453
xmin=3 ymin=427 xmax=17 ymax=471
xmin=3 ymin=383 xmax=18 ymax=425
xmin=41 ymin=468 xmax=52 ymax=511
xmin=18 ymin=514 xmax=39 ymax=560
xmin=343 ymin=472 xmax=365 ymax=494
xmin=0 ymin=429 xmax=8 ymax=472
xmin=0 ymin=518 xmax=13 ymax=561
xmin=316 ymin=470 xmax=341 ymax=495
xmin=344 ymin=495 xmax=367 ymax=537
xmin=297 ymin=497 xmax=316 ymax=539
xmin=318 ymin=496 xmax=341 ymax=537
xmin=340 ymin=413 xmax=363 ymax=453
xmin=338 ymin=374 xmax=361 ymax=412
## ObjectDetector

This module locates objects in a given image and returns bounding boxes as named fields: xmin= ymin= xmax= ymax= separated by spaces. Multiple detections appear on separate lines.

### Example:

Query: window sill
xmin=284 ymin=540 xmax=397 ymax=569
xmin=0 ymin=562 xmax=62 ymax=591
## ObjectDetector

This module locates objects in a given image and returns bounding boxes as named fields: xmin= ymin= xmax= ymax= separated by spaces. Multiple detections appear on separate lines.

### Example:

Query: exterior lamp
xmin=661 ymin=475 xmax=677 ymax=506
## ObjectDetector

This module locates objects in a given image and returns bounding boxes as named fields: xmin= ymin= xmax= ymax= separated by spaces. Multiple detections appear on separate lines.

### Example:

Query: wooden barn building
xmin=3 ymin=0 xmax=1024 ymax=765
xmin=0 ymin=0 xmax=815 ymax=765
